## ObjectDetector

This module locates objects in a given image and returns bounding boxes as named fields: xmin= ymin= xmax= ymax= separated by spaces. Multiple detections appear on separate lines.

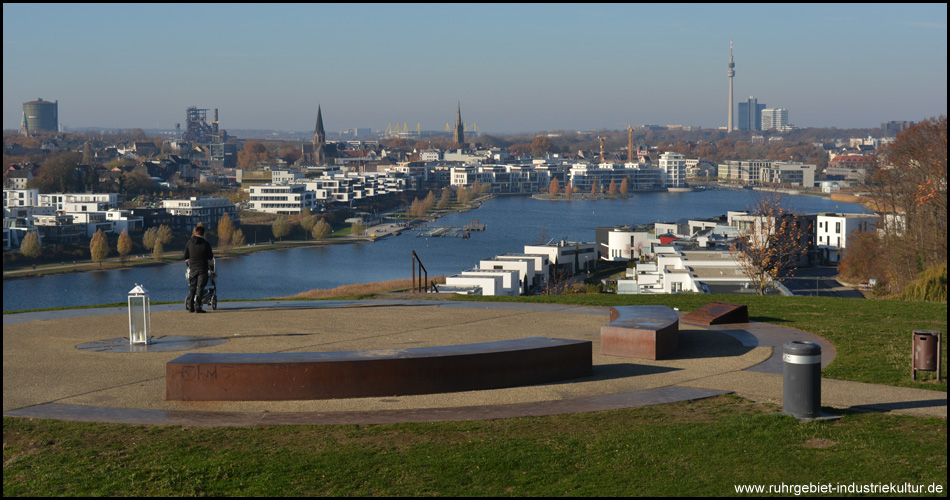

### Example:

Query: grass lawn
xmin=4 ymin=396 xmax=946 ymax=496
xmin=3 ymin=293 xmax=946 ymax=496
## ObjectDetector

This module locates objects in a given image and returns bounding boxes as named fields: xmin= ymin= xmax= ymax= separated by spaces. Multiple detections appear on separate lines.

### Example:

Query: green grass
xmin=4 ymin=396 xmax=946 ymax=496
xmin=448 ymin=293 xmax=947 ymax=391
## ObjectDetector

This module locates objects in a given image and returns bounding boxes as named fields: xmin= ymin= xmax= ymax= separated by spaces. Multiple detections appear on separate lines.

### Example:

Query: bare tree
xmin=730 ymin=192 xmax=809 ymax=295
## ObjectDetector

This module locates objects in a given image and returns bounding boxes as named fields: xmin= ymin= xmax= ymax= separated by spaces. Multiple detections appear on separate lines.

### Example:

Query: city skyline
xmin=3 ymin=3 xmax=947 ymax=134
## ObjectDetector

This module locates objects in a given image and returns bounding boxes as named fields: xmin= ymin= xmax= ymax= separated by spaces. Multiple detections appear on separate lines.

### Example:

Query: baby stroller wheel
xmin=211 ymin=296 xmax=217 ymax=310
xmin=184 ymin=297 xmax=190 ymax=310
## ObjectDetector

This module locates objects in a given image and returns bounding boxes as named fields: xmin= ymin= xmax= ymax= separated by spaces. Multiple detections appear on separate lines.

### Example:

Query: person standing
xmin=183 ymin=224 xmax=214 ymax=313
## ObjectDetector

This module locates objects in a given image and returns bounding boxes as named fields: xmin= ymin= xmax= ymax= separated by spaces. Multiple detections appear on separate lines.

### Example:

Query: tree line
xmin=839 ymin=115 xmax=947 ymax=300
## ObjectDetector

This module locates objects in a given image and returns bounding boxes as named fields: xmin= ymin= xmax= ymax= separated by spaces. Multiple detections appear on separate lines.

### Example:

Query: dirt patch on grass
xmin=802 ymin=438 xmax=838 ymax=448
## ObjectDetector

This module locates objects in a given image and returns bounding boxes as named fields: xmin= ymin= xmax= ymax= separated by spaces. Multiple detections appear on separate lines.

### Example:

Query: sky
xmin=3 ymin=3 xmax=947 ymax=135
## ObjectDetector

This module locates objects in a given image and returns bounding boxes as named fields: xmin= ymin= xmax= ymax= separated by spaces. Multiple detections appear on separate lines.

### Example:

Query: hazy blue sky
xmin=3 ymin=3 xmax=947 ymax=134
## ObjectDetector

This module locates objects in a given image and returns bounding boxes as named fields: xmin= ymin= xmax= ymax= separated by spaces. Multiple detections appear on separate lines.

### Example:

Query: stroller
xmin=185 ymin=257 xmax=218 ymax=311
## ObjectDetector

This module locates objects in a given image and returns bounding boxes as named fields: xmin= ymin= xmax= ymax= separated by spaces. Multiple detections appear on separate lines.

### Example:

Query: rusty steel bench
xmin=681 ymin=302 xmax=748 ymax=326
xmin=166 ymin=337 xmax=592 ymax=401
xmin=600 ymin=305 xmax=679 ymax=360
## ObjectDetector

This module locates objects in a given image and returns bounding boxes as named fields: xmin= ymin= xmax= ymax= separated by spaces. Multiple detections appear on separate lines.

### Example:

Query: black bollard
xmin=783 ymin=341 xmax=822 ymax=419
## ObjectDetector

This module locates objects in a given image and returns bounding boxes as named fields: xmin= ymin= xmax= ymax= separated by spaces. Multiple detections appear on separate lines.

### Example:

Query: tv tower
xmin=727 ymin=39 xmax=735 ymax=132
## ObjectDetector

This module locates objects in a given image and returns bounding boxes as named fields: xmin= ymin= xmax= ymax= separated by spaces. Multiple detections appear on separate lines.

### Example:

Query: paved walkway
xmin=3 ymin=299 xmax=945 ymax=426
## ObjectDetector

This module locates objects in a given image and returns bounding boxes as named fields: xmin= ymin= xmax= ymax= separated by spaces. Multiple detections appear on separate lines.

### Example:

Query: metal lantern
xmin=128 ymin=283 xmax=152 ymax=345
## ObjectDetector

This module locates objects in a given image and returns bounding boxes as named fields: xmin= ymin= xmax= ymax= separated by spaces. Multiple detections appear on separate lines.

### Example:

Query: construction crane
xmin=628 ymin=125 xmax=634 ymax=163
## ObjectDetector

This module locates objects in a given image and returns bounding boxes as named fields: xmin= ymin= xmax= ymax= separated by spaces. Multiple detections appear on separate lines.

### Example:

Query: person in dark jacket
xmin=183 ymin=224 xmax=214 ymax=313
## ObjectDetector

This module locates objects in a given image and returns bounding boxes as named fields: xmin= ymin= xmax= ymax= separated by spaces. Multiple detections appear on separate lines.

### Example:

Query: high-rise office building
xmin=737 ymin=96 xmax=766 ymax=131
xmin=761 ymin=108 xmax=789 ymax=130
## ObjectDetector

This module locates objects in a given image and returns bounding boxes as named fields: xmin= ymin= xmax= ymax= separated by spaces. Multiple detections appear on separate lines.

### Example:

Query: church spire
xmin=313 ymin=105 xmax=326 ymax=165
xmin=314 ymin=105 xmax=326 ymax=146
xmin=453 ymin=102 xmax=464 ymax=146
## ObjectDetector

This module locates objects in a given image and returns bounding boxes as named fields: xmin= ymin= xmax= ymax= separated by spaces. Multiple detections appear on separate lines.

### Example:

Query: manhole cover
xmin=76 ymin=335 xmax=228 ymax=353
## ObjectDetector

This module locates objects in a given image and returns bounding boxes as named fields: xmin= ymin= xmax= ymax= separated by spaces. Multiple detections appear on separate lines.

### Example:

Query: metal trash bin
xmin=912 ymin=331 xmax=942 ymax=381
xmin=783 ymin=341 xmax=822 ymax=419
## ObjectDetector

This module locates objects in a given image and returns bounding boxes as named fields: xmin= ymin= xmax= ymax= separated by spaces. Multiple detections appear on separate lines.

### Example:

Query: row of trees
xmin=547 ymin=178 xmax=632 ymax=197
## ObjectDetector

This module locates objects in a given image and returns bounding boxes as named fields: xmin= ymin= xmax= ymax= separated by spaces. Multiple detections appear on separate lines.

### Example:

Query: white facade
xmin=270 ymin=169 xmax=306 ymax=185
xmin=248 ymin=184 xmax=317 ymax=214
xmin=39 ymin=192 xmax=119 ymax=211
xmin=618 ymin=248 xmax=752 ymax=295
xmin=495 ymin=253 xmax=550 ymax=289
xmin=445 ymin=273 xmax=504 ymax=296
xmin=419 ymin=150 xmax=442 ymax=162
xmin=761 ymin=108 xmax=789 ymax=130
xmin=460 ymin=268 xmax=521 ymax=295
xmin=602 ymin=227 xmax=661 ymax=261
xmin=479 ymin=257 xmax=535 ymax=292
xmin=815 ymin=213 xmax=879 ymax=263
xmin=658 ymin=152 xmax=687 ymax=188
xmin=3 ymin=189 xmax=40 ymax=209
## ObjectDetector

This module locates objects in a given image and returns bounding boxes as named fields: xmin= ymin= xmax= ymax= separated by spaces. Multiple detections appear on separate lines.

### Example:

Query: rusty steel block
xmin=601 ymin=306 xmax=679 ymax=360
xmin=166 ymin=337 xmax=592 ymax=401
xmin=681 ymin=302 xmax=749 ymax=326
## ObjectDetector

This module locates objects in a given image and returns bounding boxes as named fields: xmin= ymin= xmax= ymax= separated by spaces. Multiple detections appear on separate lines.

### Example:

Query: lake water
xmin=3 ymin=190 xmax=870 ymax=311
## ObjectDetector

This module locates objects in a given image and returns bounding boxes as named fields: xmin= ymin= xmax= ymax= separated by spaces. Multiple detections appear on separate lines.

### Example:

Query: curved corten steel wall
xmin=166 ymin=337 xmax=592 ymax=401
xmin=601 ymin=306 xmax=679 ymax=360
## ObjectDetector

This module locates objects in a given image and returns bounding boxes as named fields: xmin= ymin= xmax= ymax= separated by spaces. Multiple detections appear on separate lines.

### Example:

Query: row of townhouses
xmin=3 ymin=189 xmax=237 ymax=250
xmin=440 ymin=208 xmax=878 ymax=297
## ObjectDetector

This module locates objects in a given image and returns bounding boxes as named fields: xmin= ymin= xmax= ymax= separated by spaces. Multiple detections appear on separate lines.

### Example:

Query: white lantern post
xmin=128 ymin=283 xmax=152 ymax=345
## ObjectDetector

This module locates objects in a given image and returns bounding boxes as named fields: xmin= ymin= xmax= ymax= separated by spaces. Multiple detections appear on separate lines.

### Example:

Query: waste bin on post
xmin=912 ymin=331 xmax=942 ymax=381
xmin=783 ymin=341 xmax=822 ymax=419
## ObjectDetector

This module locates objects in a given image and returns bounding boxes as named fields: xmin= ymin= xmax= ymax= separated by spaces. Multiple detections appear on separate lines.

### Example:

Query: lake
xmin=2 ymin=190 xmax=870 ymax=311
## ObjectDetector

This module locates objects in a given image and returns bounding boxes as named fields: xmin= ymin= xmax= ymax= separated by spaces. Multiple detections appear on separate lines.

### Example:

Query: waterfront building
xmin=161 ymin=197 xmax=239 ymax=231
xmin=247 ymin=184 xmax=317 ymax=215
xmin=658 ymin=152 xmax=687 ymax=188
xmin=717 ymin=160 xmax=815 ymax=187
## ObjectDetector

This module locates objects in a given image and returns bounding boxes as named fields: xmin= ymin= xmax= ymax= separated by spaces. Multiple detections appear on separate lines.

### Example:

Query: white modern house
xmin=815 ymin=212 xmax=879 ymax=263
xmin=524 ymin=240 xmax=597 ymax=276
xmin=494 ymin=253 xmax=550 ymax=290
xmin=460 ymin=268 xmax=521 ymax=295
xmin=444 ymin=272 xmax=505 ymax=296
xmin=479 ymin=257 xmax=535 ymax=293
xmin=617 ymin=247 xmax=754 ymax=295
